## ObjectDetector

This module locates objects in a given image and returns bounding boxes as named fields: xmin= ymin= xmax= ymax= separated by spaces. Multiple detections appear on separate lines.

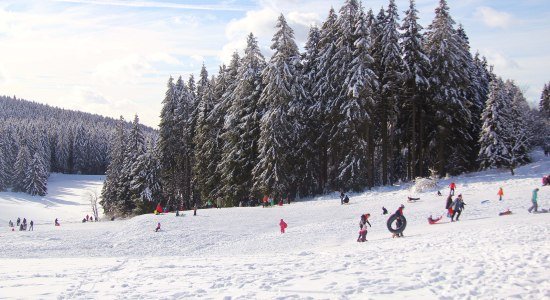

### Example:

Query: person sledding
xmin=155 ymin=222 xmax=161 ymax=232
xmin=428 ymin=215 xmax=442 ymax=224
xmin=54 ymin=218 xmax=60 ymax=226
xmin=407 ymin=196 xmax=420 ymax=202
xmin=279 ymin=219 xmax=287 ymax=234
xmin=357 ymin=214 xmax=371 ymax=242
xmin=499 ymin=209 xmax=512 ymax=216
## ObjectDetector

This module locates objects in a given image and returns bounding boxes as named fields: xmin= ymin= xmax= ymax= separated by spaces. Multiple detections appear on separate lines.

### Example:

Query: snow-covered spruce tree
xmin=0 ymin=136 xmax=8 ymax=191
xmin=130 ymin=139 xmax=162 ymax=214
xmin=252 ymin=14 xmax=305 ymax=199
xmin=157 ymin=77 xmax=179 ymax=207
xmin=193 ymin=68 xmax=220 ymax=204
xmin=504 ymin=80 xmax=533 ymax=171
xmin=13 ymin=145 xmax=31 ymax=192
xmin=325 ymin=0 xmax=365 ymax=191
xmin=540 ymin=82 xmax=550 ymax=119
xmin=398 ymin=0 xmax=430 ymax=180
xmin=24 ymin=152 xmax=48 ymax=196
xmin=478 ymin=77 xmax=511 ymax=170
xmin=100 ymin=116 xmax=126 ymax=216
xmin=338 ymin=8 xmax=376 ymax=191
xmin=424 ymin=0 xmax=472 ymax=176
xmin=0 ymin=126 xmax=18 ymax=188
xmin=379 ymin=0 xmax=403 ymax=184
xmin=311 ymin=8 xmax=338 ymax=192
xmin=219 ymin=33 xmax=266 ymax=205
xmin=298 ymin=26 xmax=322 ymax=196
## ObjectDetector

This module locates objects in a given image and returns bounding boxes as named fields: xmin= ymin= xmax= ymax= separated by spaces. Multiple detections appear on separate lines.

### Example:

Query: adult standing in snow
xmin=17 ymin=217 xmax=20 ymax=227
xmin=449 ymin=182 xmax=456 ymax=196
xmin=29 ymin=220 xmax=33 ymax=231
xmin=216 ymin=198 xmax=222 ymax=209
xmin=340 ymin=191 xmax=345 ymax=205
xmin=528 ymin=188 xmax=539 ymax=213
xmin=9 ymin=220 xmax=13 ymax=227
xmin=451 ymin=194 xmax=466 ymax=221
xmin=497 ymin=187 xmax=504 ymax=201
xmin=193 ymin=203 xmax=197 ymax=216
xmin=445 ymin=195 xmax=453 ymax=218
xmin=357 ymin=214 xmax=371 ymax=242
xmin=279 ymin=219 xmax=287 ymax=233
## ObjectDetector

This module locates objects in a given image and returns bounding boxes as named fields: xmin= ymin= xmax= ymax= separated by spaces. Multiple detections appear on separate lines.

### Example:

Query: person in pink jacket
xmin=279 ymin=219 xmax=287 ymax=234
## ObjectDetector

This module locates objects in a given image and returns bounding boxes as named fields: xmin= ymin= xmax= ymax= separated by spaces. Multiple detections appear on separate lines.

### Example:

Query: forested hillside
xmin=0 ymin=96 xmax=156 ymax=196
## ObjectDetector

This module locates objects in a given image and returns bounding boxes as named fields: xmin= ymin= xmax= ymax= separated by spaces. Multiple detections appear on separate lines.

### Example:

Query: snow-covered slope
xmin=0 ymin=154 xmax=548 ymax=299
xmin=0 ymin=173 xmax=104 ymax=226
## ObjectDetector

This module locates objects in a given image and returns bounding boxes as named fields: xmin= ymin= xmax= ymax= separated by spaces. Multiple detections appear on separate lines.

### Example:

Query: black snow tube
xmin=387 ymin=214 xmax=407 ymax=234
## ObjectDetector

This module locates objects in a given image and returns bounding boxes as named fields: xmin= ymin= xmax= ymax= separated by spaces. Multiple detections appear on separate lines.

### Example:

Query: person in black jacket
xmin=445 ymin=195 xmax=453 ymax=218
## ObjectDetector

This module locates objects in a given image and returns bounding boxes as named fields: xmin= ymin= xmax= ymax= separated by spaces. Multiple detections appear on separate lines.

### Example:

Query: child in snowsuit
xmin=357 ymin=214 xmax=371 ymax=242
xmin=279 ymin=219 xmax=287 ymax=233
xmin=155 ymin=222 xmax=161 ymax=232
xmin=497 ymin=187 xmax=504 ymax=201
xmin=382 ymin=207 xmax=388 ymax=215
xmin=55 ymin=218 xmax=60 ymax=226
xmin=449 ymin=182 xmax=456 ymax=196
xmin=393 ymin=205 xmax=405 ymax=238
xmin=451 ymin=194 xmax=466 ymax=221
xmin=528 ymin=188 xmax=539 ymax=213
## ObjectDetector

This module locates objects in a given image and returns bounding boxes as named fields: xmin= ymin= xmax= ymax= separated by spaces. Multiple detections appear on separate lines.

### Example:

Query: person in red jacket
xmin=449 ymin=182 xmax=456 ymax=196
xmin=279 ymin=219 xmax=287 ymax=233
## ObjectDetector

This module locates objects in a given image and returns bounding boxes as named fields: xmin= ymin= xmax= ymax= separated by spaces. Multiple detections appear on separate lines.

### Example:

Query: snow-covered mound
xmin=0 ymin=154 xmax=548 ymax=299
xmin=0 ymin=173 xmax=104 ymax=226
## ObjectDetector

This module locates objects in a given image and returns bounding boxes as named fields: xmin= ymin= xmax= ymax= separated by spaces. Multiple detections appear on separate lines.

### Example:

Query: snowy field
xmin=0 ymin=154 xmax=549 ymax=299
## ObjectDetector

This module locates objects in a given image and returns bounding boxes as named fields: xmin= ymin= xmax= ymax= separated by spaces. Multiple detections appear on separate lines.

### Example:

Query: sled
xmin=533 ymin=209 xmax=549 ymax=214
xmin=428 ymin=216 xmax=442 ymax=224
xmin=481 ymin=200 xmax=490 ymax=204
xmin=499 ymin=210 xmax=512 ymax=216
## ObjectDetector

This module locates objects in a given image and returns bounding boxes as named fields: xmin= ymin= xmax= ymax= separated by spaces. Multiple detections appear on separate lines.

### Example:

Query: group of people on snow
xmin=82 ymin=214 xmax=97 ymax=223
xmin=8 ymin=217 xmax=33 ymax=231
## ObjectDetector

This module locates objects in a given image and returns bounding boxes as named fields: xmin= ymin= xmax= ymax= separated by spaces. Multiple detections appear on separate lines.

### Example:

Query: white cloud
xmin=53 ymin=0 xmax=250 ymax=11
xmin=481 ymin=50 xmax=519 ymax=70
xmin=475 ymin=7 xmax=515 ymax=29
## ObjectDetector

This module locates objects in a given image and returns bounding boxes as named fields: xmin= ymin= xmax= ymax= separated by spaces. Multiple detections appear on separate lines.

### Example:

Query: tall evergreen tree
xmin=13 ymin=145 xmax=31 ymax=192
xmin=130 ymin=139 xmax=162 ymax=213
xmin=540 ymin=82 xmax=550 ymax=119
xmin=24 ymin=152 xmax=48 ymax=196
xmin=220 ymin=33 xmax=266 ymax=205
xmin=100 ymin=116 xmax=127 ymax=216
xmin=253 ymin=14 xmax=304 ymax=199
xmin=425 ymin=0 xmax=472 ymax=176
xmin=399 ymin=0 xmax=430 ymax=180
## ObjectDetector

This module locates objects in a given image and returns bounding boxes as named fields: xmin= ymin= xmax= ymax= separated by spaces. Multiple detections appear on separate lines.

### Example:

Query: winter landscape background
xmin=1 ymin=0 xmax=549 ymax=299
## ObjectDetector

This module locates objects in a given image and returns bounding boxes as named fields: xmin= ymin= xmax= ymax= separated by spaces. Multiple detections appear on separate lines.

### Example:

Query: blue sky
xmin=0 ymin=0 xmax=548 ymax=127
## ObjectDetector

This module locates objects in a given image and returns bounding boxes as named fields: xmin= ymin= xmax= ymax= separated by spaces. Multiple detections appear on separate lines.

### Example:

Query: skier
xmin=279 ymin=219 xmax=287 ymax=234
xmin=449 ymin=182 xmax=456 ymax=196
xmin=357 ymin=214 xmax=371 ymax=242
xmin=382 ymin=207 xmax=388 ymax=215
xmin=445 ymin=195 xmax=453 ymax=218
xmin=528 ymin=188 xmax=539 ymax=213
xmin=451 ymin=194 xmax=466 ymax=222
xmin=17 ymin=217 xmax=20 ymax=227
xmin=392 ymin=205 xmax=405 ymax=238
xmin=55 ymin=218 xmax=60 ymax=226
xmin=155 ymin=222 xmax=161 ymax=232
xmin=497 ymin=187 xmax=504 ymax=201
xmin=29 ymin=220 xmax=33 ymax=231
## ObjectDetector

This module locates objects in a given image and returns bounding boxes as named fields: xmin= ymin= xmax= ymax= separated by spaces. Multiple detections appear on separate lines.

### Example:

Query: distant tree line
xmin=100 ymin=0 xmax=548 ymax=216
xmin=0 ymin=96 xmax=156 ymax=196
